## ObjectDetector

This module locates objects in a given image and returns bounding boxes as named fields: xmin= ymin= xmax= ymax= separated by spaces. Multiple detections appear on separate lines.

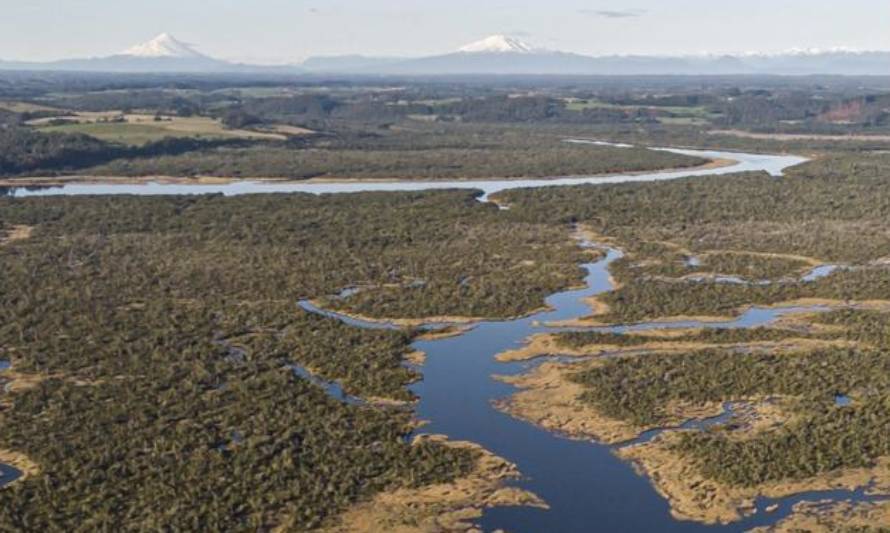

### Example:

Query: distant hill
xmin=300 ymin=55 xmax=407 ymax=73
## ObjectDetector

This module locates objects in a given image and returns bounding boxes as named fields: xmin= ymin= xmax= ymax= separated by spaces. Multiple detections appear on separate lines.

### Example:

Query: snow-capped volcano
xmin=122 ymin=33 xmax=206 ymax=59
xmin=1 ymin=31 xmax=887 ymax=75
xmin=458 ymin=35 xmax=541 ymax=54
xmin=0 ymin=32 xmax=278 ymax=73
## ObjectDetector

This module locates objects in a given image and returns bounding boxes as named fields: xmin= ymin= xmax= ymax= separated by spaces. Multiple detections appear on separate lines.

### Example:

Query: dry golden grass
xmin=33 ymin=112 xmax=288 ymax=145
xmin=0 ymin=225 xmax=33 ymax=246
xmin=620 ymin=437 xmax=890 ymax=525
xmin=0 ymin=449 xmax=39 ymax=483
xmin=751 ymin=499 xmax=890 ymax=533
xmin=494 ymin=360 xmax=646 ymax=445
xmin=0 ymin=100 xmax=60 ymax=113
xmin=315 ymin=436 xmax=545 ymax=533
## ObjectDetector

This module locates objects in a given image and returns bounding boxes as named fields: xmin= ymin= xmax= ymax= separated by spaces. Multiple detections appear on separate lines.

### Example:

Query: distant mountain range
xmin=2 ymin=34 xmax=889 ymax=76
xmin=305 ymin=35 xmax=890 ymax=76
xmin=0 ymin=34 xmax=288 ymax=74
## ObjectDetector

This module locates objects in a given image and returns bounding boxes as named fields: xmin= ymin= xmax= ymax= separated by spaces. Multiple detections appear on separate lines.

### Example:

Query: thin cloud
xmin=579 ymin=9 xmax=647 ymax=19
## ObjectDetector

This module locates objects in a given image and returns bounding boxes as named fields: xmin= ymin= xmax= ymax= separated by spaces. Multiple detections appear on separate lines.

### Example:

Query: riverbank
xmin=549 ymin=297 xmax=890 ymax=329
xmin=0 ymin=450 xmax=38 ymax=485
xmin=495 ymin=351 xmax=890 ymax=527
xmin=0 ymin=144 xmax=829 ymax=531
xmin=620 ymin=436 xmax=890 ymax=525
xmin=319 ymin=436 xmax=546 ymax=533
xmin=751 ymin=499 xmax=890 ymax=532
xmin=307 ymin=299 xmax=553 ymax=328
xmin=495 ymin=331 xmax=860 ymax=362
xmin=0 ymin=155 xmax=737 ymax=188
xmin=0 ymin=225 xmax=33 ymax=246
xmin=494 ymin=360 xmax=652 ymax=444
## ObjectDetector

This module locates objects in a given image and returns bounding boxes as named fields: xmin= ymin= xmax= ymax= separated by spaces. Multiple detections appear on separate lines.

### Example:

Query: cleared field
xmin=564 ymin=99 xmax=711 ymax=115
xmin=36 ymin=114 xmax=287 ymax=145
xmin=26 ymin=111 xmax=122 ymax=125
xmin=564 ymin=98 xmax=718 ymax=125
xmin=659 ymin=116 xmax=710 ymax=126
xmin=257 ymin=124 xmax=315 ymax=136
xmin=0 ymin=101 xmax=62 ymax=113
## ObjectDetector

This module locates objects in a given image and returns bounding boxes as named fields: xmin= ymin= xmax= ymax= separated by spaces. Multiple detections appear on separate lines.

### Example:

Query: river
xmin=3 ymin=143 xmax=806 ymax=200
xmin=7 ymin=144 xmax=878 ymax=530
xmin=0 ymin=361 xmax=22 ymax=489
xmin=298 ymin=242 xmax=884 ymax=531
xmin=403 ymin=245 xmax=883 ymax=532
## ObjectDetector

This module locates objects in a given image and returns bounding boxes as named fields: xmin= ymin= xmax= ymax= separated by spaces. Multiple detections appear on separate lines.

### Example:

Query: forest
xmin=556 ymin=308 xmax=890 ymax=488
xmin=497 ymin=151 xmax=890 ymax=322
xmin=490 ymin=145 xmax=890 ymax=501
xmin=5 ymin=71 xmax=890 ymax=529
xmin=555 ymin=327 xmax=810 ymax=351
xmin=0 ymin=189 xmax=596 ymax=529
xmin=6 ymin=72 xmax=890 ymax=181
xmin=85 ymin=126 xmax=703 ymax=180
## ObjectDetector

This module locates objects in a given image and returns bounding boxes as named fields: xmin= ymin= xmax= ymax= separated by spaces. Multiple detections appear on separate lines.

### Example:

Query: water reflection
xmin=5 ymin=146 xmax=808 ymax=201
xmin=306 ymin=245 xmax=877 ymax=532
xmin=0 ymin=361 xmax=23 ymax=488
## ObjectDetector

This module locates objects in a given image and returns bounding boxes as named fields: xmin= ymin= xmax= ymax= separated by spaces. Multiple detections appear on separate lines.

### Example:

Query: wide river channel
xmin=5 ymin=142 xmax=804 ymax=199
xmin=6 ymin=144 xmax=879 ymax=531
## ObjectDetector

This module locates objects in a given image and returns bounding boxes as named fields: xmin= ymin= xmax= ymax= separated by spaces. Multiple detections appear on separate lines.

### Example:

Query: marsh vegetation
xmin=0 ymin=189 xmax=595 ymax=529
xmin=6 ymin=71 xmax=890 ymax=530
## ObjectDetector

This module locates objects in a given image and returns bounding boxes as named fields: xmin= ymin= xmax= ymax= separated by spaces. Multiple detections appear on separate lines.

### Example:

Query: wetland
xmin=4 ymin=74 xmax=890 ymax=531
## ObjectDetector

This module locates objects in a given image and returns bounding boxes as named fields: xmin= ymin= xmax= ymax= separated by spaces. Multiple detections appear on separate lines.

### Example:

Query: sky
xmin=2 ymin=0 xmax=889 ymax=64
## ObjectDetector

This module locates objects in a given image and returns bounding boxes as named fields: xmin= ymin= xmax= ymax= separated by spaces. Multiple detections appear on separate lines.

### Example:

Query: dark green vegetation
xmin=592 ymin=344 xmax=890 ymax=488
xmin=0 ymin=189 xmax=590 ymax=529
xmin=555 ymin=327 xmax=808 ymax=350
xmin=0 ymin=300 xmax=475 ymax=530
xmin=86 ymin=125 xmax=703 ymax=180
xmin=571 ymin=346 xmax=869 ymax=428
xmin=0 ymin=120 xmax=704 ymax=180
xmin=673 ymin=310 xmax=890 ymax=487
xmin=676 ymin=396 xmax=890 ymax=487
xmin=494 ymin=144 xmax=890 ymax=493
xmin=501 ymin=156 xmax=890 ymax=262
xmin=0 ymin=191 xmax=584 ymax=321
xmin=0 ymin=127 xmax=112 ymax=175
xmin=1 ymin=74 xmax=729 ymax=179
xmin=7 ymin=71 xmax=890 ymax=525
xmin=609 ymin=249 xmax=812 ymax=283
xmin=0 ymin=126 xmax=248 ymax=176
xmin=565 ymin=308 xmax=890 ymax=488
xmin=9 ymin=72 xmax=890 ymax=181
xmin=499 ymin=151 xmax=890 ymax=322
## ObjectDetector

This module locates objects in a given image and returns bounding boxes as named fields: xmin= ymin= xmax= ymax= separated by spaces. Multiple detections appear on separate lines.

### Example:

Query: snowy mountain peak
xmin=458 ymin=35 xmax=540 ymax=54
xmin=737 ymin=46 xmax=866 ymax=58
xmin=122 ymin=33 xmax=206 ymax=58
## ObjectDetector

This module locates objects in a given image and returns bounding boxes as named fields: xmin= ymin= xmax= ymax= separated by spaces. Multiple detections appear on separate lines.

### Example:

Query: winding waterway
xmin=316 ymin=245 xmax=885 ymax=532
xmin=6 ymin=144 xmax=879 ymax=528
xmin=3 ymin=143 xmax=806 ymax=200
xmin=0 ymin=360 xmax=22 ymax=488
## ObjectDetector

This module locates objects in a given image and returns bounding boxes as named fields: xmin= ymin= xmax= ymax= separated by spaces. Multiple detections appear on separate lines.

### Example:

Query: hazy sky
xmin=3 ymin=0 xmax=889 ymax=63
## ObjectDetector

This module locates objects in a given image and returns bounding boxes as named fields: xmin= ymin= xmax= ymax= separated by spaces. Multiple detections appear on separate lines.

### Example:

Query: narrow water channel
xmin=3 ymin=145 xmax=807 ymax=200
xmin=7 ymin=144 xmax=875 ymax=527
xmin=0 ymin=360 xmax=23 ymax=488
xmin=307 ymin=245 xmax=885 ymax=532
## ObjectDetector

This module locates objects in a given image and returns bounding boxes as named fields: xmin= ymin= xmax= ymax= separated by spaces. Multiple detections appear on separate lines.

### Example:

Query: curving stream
xmin=313 ymin=245 xmax=886 ymax=532
xmin=6 ymin=144 xmax=878 ymax=528
xmin=0 ymin=360 xmax=23 ymax=488
xmin=3 ymin=143 xmax=807 ymax=200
